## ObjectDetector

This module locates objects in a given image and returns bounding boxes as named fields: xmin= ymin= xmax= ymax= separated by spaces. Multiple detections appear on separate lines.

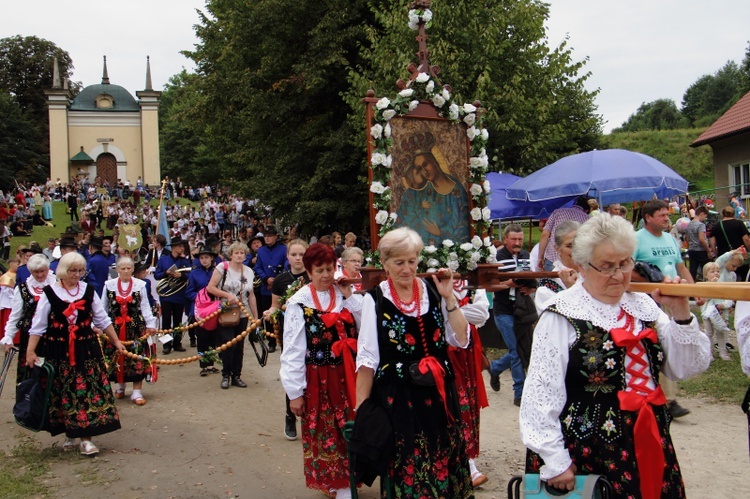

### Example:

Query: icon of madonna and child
xmin=391 ymin=127 xmax=471 ymax=246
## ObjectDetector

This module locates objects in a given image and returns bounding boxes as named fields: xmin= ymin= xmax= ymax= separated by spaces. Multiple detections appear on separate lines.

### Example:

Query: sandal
xmin=131 ymin=396 xmax=147 ymax=406
xmin=471 ymin=471 xmax=488 ymax=487
xmin=200 ymin=368 xmax=209 ymax=377
xmin=114 ymin=389 xmax=125 ymax=399
xmin=62 ymin=438 xmax=77 ymax=451
xmin=79 ymin=440 xmax=99 ymax=456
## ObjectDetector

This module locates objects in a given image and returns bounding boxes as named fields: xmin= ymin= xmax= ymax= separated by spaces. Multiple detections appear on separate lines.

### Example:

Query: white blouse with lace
xmin=519 ymin=281 xmax=711 ymax=480
xmin=28 ymin=282 xmax=113 ymax=336
xmin=279 ymin=285 xmax=363 ymax=400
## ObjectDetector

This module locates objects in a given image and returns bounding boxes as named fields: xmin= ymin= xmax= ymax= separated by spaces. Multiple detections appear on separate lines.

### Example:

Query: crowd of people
xmin=2 ymin=179 xmax=750 ymax=498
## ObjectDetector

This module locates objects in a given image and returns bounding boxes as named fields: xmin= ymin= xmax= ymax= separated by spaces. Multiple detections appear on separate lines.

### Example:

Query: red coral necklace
xmin=309 ymin=283 xmax=336 ymax=313
xmin=117 ymin=278 xmax=133 ymax=297
xmin=387 ymin=277 xmax=420 ymax=315
xmin=61 ymin=281 xmax=80 ymax=298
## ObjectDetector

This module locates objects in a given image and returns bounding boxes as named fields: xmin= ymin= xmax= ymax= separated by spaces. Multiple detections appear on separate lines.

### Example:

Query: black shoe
xmin=221 ymin=376 xmax=230 ymax=389
xmin=200 ymin=368 xmax=209 ymax=377
xmin=727 ymin=342 xmax=735 ymax=351
xmin=231 ymin=376 xmax=248 ymax=388
xmin=190 ymin=339 xmax=196 ymax=347
xmin=489 ymin=371 xmax=500 ymax=392
xmin=173 ymin=345 xmax=186 ymax=352
xmin=513 ymin=397 xmax=522 ymax=407
xmin=284 ymin=416 xmax=297 ymax=441
xmin=267 ymin=344 xmax=276 ymax=353
xmin=162 ymin=346 xmax=172 ymax=355
xmin=668 ymin=400 xmax=690 ymax=418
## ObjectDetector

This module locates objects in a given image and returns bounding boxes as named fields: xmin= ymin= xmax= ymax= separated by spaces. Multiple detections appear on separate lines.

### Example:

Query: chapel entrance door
xmin=96 ymin=153 xmax=117 ymax=188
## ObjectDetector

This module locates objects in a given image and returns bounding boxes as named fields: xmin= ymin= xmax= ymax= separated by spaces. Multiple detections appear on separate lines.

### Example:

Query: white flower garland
xmin=368 ymin=14 xmax=497 ymax=272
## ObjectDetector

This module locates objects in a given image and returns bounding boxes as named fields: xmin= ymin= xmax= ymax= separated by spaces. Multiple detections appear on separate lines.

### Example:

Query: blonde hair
xmin=378 ymin=227 xmax=423 ymax=262
xmin=56 ymin=252 xmax=87 ymax=279
xmin=703 ymin=262 xmax=720 ymax=274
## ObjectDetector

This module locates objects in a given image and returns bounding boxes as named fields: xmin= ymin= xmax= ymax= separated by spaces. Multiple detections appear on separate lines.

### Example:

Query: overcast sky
xmin=3 ymin=1 xmax=749 ymax=133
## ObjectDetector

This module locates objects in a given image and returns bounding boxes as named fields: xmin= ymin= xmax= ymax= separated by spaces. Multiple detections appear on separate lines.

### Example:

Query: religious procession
xmin=3 ymin=2 xmax=750 ymax=499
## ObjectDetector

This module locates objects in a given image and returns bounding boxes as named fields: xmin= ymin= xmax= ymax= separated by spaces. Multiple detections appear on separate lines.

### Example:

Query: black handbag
xmin=408 ymin=360 xmax=442 ymax=386
xmin=14 ymin=363 xmax=56 ymax=432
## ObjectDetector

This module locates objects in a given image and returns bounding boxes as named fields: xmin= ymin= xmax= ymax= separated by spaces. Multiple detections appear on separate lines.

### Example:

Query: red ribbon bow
xmin=113 ymin=296 xmax=132 ymax=385
xmin=331 ymin=337 xmax=358 ymax=409
xmin=419 ymin=356 xmax=453 ymax=421
xmin=618 ymin=387 xmax=667 ymax=499
xmin=320 ymin=309 xmax=354 ymax=340
xmin=611 ymin=324 xmax=665 ymax=499
xmin=63 ymin=299 xmax=87 ymax=367
xmin=610 ymin=326 xmax=658 ymax=348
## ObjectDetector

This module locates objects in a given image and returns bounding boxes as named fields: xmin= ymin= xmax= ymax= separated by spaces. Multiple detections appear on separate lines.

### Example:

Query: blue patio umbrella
xmin=487 ymin=172 xmax=571 ymax=220
xmin=505 ymin=149 xmax=689 ymax=207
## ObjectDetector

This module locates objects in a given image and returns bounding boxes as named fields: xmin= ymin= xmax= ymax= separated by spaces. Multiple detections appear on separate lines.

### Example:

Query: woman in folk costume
xmin=1 ymin=254 xmax=56 ymax=380
xmin=26 ymin=252 xmax=125 ymax=455
xmin=280 ymin=243 xmax=362 ymax=499
xmin=356 ymin=228 xmax=473 ymax=498
xmin=520 ymin=214 xmax=711 ymax=498
xmin=447 ymin=278 xmax=491 ymax=487
xmin=103 ymin=257 xmax=157 ymax=405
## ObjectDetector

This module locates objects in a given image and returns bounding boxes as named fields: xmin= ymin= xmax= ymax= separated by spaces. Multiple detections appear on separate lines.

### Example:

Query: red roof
xmin=691 ymin=90 xmax=750 ymax=147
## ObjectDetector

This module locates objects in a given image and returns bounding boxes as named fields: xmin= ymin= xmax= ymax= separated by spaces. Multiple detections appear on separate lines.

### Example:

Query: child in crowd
xmin=701 ymin=248 xmax=745 ymax=360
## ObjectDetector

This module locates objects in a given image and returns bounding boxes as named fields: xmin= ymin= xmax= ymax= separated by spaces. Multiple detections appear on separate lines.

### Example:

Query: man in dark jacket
xmin=254 ymin=225 xmax=287 ymax=352
xmin=155 ymin=237 xmax=192 ymax=354
xmin=86 ymin=236 xmax=110 ymax=297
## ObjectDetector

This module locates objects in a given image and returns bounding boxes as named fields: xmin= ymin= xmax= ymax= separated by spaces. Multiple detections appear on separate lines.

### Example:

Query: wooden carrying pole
xmin=628 ymin=282 xmax=750 ymax=302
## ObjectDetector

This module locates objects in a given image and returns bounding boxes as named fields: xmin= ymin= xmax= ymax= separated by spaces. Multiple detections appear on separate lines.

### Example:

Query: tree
xmin=740 ymin=41 xmax=750 ymax=95
xmin=681 ymin=61 xmax=743 ymax=127
xmin=159 ymin=70 xmax=217 ymax=187
xmin=612 ymin=99 xmax=688 ymax=132
xmin=0 ymin=35 xmax=79 ymax=185
xmin=182 ymin=0 xmax=602 ymax=234
xmin=0 ymin=93 xmax=44 ymax=189
xmin=0 ymin=35 xmax=78 ymax=122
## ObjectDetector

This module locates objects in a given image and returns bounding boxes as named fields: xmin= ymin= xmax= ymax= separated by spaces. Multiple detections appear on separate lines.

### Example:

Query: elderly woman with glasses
xmin=334 ymin=246 xmax=364 ymax=292
xmin=520 ymin=214 xmax=711 ymax=498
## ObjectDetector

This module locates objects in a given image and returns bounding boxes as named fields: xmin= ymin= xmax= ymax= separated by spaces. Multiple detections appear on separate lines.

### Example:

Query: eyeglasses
xmin=346 ymin=259 xmax=363 ymax=265
xmin=588 ymin=258 xmax=635 ymax=276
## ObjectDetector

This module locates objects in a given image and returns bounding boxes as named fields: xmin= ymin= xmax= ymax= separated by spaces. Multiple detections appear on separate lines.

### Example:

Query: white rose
xmin=469 ymin=183 xmax=483 ymax=196
xmin=463 ymin=113 xmax=476 ymax=126
xmin=449 ymin=252 xmax=458 ymax=261
xmin=432 ymin=95 xmax=445 ymax=107
xmin=408 ymin=19 xmax=419 ymax=30
xmin=384 ymin=155 xmax=393 ymax=168
xmin=483 ymin=180 xmax=491 ymax=193
xmin=442 ymin=88 xmax=450 ymax=101
xmin=460 ymin=242 xmax=473 ymax=252
xmin=482 ymin=207 xmax=491 ymax=220
xmin=399 ymin=88 xmax=414 ymax=98
xmin=447 ymin=260 xmax=460 ymax=272
xmin=409 ymin=100 xmax=419 ymax=111
xmin=384 ymin=123 xmax=392 ymax=138
xmin=472 ymin=235 xmax=483 ymax=249
xmin=375 ymin=210 xmax=388 ymax=225
xmin=370 ymin=124 xmax=383 ymax=139
xmin=467 ymin=261 xmax=478 ymax=271
xmin=388 ymin=212 xmax=398 ymax=221
xmin=470 ymin=207 xmax=483 ymax=220
xmin=416 ymin=72 xmax=429 ymax=83
xmin=470 ymin=250 xmax=482 ymax=263
xmin=371 ymin=152 xmax=386 ymax=165
xmin=442 ymin=239 xmax=454 ymax=248
xmin=483 ymin=236 xmax=492 ymax=247
xmin=382 ymin=109 xmax=397 ymax=121
xmin=422 ymin=9 xmax=433 ymax=23
xmin=469 ymin=155 xmax=488 ymax=169
xmin=376 ymin=97 xmax=390 ymax=110
xmin=466 ymin=126 xmax=479 ymax=140
xmin=426 ymin=81 xmax=434 ymax=93
xmin=424 ymin=245 xmax=437 ymax=254
xmin=481 ymin=128 xmax=490 ymax=141
xmin=370 ymin=181 xmax=387 ymax=194
xmin=427 ymin=258 xmax=440 ymax=268
xmin=448 ymin=103 xmax=459 ymax=120
xmin=463 ymin=103 xmax=477 ymax=113
xmin=426 ymin=267 xmax=438 ymax=274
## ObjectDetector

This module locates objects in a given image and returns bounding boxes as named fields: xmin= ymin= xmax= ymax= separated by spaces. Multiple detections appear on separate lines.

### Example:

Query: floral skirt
xmin=447 ymin=344 xmax=483 ymax=459
xmin=104 ymin=333 xmax=149 ymax=383
xmin=40 ymin=333 xmax=121 ymax=438
xmin=301 ymin=363 xmax=353 ymax=493
xmin=375 ymin=380 xmax=472 ymax=498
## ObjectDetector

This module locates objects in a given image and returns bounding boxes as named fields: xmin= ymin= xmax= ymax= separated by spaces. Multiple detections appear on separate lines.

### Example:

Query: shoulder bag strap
xmin=720 ymin=221 xmax=733 ymax=251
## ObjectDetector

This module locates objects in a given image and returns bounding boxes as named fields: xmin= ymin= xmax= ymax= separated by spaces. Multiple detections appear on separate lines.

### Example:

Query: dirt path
xmin=1 ymin=350 xmax=747 ymax=498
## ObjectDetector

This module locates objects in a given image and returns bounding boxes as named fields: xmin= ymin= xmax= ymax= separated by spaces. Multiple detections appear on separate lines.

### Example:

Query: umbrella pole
xmin=528 ymin=218 xmax=533 ymax=252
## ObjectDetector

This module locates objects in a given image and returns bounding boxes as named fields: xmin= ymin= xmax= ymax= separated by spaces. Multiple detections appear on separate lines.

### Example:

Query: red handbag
xmin=195 ymin=287 xmax=221 ymax=331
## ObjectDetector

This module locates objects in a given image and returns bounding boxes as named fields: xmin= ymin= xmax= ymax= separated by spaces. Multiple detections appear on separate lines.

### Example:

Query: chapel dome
xmin=69 ymin=83 xmax=139 ymax=111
